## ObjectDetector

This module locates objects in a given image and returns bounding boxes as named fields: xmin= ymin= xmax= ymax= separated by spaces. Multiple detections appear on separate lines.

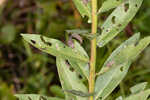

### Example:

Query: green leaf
xmin=68 ymin=40 xmax=89 ymax=79
xmin=97 ymin=0 xmax=143 ymax=47
xmin=130 ymin=82 xmax=148 ymax=94
xmin=21 ymin=34 xmax=89 ymax=63
xmin=56 ymin=57 xmax=88 ymax=100
xmin=72 ymin=0 xmax=91 ymax=22
xmin=95 ymin=34 xmax=150 ymax=100
xmin=15 ymin=94 xmax=64 ymax=100
xmin=98 ymin=0 xmax=124 ymax=13
xmin=95 ymin=62 xmax=131 ymax=100
xmin=124 ymin=89 xmax=150 ymax=100
xmin=99 ymin=33 xmax=140 ymax=74
xmin=128 ymin=36 xmax=150 ymax=61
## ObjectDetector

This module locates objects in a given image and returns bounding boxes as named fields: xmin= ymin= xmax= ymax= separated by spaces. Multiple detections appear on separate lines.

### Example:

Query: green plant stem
xmin=89 ymin=0 xmax=97 ymax=100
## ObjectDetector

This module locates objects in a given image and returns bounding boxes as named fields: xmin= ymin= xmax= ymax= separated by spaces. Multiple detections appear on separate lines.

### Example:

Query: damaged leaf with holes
xmin=95 ymin=62 xmax=131 ymax=100
xmin=21 ymin=34 xmax=89 ymax=63
xmin=95 ymin=33 xmax=150 ymax=100
xmin=99 ymin=33 xmax=140 ymax=74
xmin=56 ymin=57 xmax=88 ymax=100
xmin=97 ymin=0 xmax=143 ymax=47
xmin=68 ymin=40 xmax=89 ymax=80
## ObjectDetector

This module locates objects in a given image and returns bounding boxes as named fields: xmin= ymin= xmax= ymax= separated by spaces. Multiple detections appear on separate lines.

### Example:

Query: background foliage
xmin=0 ymin=0 xmax=150 ymax=99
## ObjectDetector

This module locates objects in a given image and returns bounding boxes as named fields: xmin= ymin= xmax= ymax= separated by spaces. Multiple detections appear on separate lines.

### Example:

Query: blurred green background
xmin=0 ymin=0 xmax=150 ymax=100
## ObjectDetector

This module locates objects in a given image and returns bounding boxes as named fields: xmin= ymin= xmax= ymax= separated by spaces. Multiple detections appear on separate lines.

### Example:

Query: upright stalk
xmin=89 ymin=0 xmax=97 ymax=100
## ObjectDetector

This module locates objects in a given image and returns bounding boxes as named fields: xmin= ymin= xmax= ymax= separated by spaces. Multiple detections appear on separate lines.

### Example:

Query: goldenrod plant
xmin=15 ymin=0 xmax=150 ymax=100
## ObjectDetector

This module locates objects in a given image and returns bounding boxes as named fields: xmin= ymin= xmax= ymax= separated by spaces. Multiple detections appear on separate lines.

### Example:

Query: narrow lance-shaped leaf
xmin=56 ymin=57 xmax=88 ymax=100
xmin=124 ymin=89 xmax=150 ymax=100
xmin=98 ymin=0 xmax=124 ymax=13
xmin=95 ymin=62 xmax=131 ymax=100
xmin=15 ymin=94 xmax=64 ymax=100
xmin=128 ymin=36 xmax=150 ymax=61
xmin=21 ymin=34 xmax=89 ymax=63
xmin=72 ymin=0 xmax=91 ymax=23
xmin=68 ymin=40 xmax=89 ymax=80
xmin=97 ymin=0 xmax=143 ymax=47
xmin=99 ymin=33 xmax=140 ymax=74
xmin=130 ymin=82 xmax=148 ymax=94
xmin=95 ymin=35 xmax=150 ymax=100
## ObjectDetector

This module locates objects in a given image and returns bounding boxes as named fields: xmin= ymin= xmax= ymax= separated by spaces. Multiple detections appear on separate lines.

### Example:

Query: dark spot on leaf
xmin=112 ymin=16 xmax=116 ymax=24
xmin=69 ymin=67 xmax=74 ymax=72
xmin=28 ymin=96 xmax=32 ymax=100
xmin=135 ymin=4 xmax=138 ymax=7
xmin=31 ymin=40 xmax=36 ymax=44
xmin=39 ymin=96 xmax=47 ymax=100
xmin=40 ymin=36 xmax=52 ymax=46
xmin=99 ymin=97 xmax=102 ymax=100
xmin=134 ymin=41 xmax=139 ymax=46
xmin=120 ymin=66 xmax=123 ymax=72
xmin=124 ymin=3 xmax=129 ymax=12
xmin=65 ymin=60 xmax=72 ymax=70
xmin=40 ymin=35 xmax=46 ymax=43
xmin=78 ymin=75 xmax=83 ymax=79
xmin=106 ymin=29 xmax=109 ymax=32
xmin=65 ymin=60 xmax=70 ymax=65
xmin=46 ymin=42 xmax=52 ymax=46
